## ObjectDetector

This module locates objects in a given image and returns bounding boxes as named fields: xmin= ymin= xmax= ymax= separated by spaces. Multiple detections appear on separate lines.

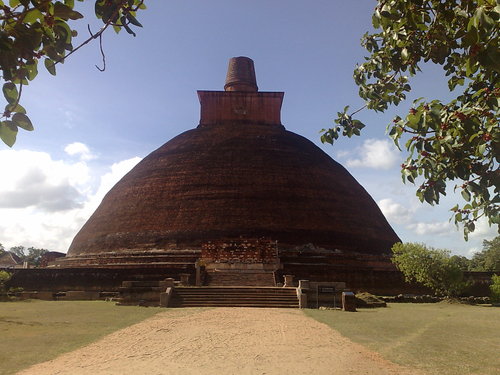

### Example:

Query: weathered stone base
xmin=8 ymin=266 xmax=196 ymax=292
xmin=6 ymin=247 xmax=494 ymax=298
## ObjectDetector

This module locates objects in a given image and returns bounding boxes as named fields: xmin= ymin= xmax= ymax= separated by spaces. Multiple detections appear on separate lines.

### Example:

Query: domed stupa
xmin=57 ymin=57 xmax=400 ymax=287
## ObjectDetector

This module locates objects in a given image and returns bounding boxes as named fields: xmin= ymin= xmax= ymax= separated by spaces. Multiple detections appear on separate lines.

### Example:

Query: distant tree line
xmin=392 ymin=236 xmax=500 ymax=298
xmin=0 ymin=244 xmax=49 ymax=267
xmin=452 ymin=236 xmax=500 ymax=272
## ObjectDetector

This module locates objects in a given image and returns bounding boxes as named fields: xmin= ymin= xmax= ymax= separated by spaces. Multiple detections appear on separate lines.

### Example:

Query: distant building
xmin=40 ymin=251 xmax=66 ymax=268
xmin=0 ymin=252 xmax=21 ymax=269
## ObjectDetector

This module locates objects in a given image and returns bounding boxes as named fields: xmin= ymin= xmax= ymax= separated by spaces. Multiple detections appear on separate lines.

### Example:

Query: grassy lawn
xmin=305 ymin=303 xmax=500 ymax=375
xmin=0 ymin=300 xmax=163 ymax=375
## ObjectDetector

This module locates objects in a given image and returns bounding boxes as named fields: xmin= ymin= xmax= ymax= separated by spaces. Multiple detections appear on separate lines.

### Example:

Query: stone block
xmin=179 ymin=273 xmax=190 ymax=286
xmin=65 ymin=291 xmax=100 ymax=300
xmin=283 ymin=274 xmax=295 ymax=287
xmin=160 ymin=287 xmax=173 ymax=307
xmin=342 ymin=291 xmax=356 ymax=312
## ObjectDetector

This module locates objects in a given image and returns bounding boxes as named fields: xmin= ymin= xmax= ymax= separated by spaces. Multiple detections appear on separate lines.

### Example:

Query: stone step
xmin=175 ymin=296 xmax=297 ymax=302
xmin=171 ymin=286 xmax=299 ymax=308
xmin=174 ymin=294 xmax=297 ymax=300
xmin=169 ymin=302 xmax=298 ymax=308
xmin=174 ymin=287 xmax=295 ymax=294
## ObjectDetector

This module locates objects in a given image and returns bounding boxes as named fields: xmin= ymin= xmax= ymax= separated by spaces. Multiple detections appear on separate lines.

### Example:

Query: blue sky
xmin=0 ymin=1 xmax=496 ymax=255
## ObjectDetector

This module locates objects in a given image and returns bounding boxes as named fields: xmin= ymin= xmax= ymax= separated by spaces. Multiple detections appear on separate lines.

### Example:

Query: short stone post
xmin=179 ymin=273 xmax=190 ymax=286
xmin=283 ymin=274 xmax=295 ymax=287
xmin=297 ymin=280 xmax=309 ymax=308
xmin=342 ymin=291 xmax=356 ymax=312
xmin=160 ymin=287 xmax=173 ymax=307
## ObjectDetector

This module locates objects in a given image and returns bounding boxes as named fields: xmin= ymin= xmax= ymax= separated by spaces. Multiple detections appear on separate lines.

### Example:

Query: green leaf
xmin=478 ymin=143 xmax=486 ymax=155
xmin=44 ymin=59 xmax=56 ymax=75
xmin=462 ymin=189 xmax=471 ymax=202
xmin=2 ymin=82 xmax=18 ymax=104
xmin=121 ymin=16 xmax=137 ymax=37
xmin=26 ymin=62 xmax=38 ymax=81
xmin=5 ymin=102 xmax=26 ymax=114
xmin=24 ymin=9 xmax=44 ymax=24
xmin=126 ymin=12 xmax=143 ymax=27
xmin=0 ymin=121 xmax=18 ymax=147
xmin=401 ymin=48 xmax=409 ymax=62
xmin=12 ymin=113 xmax=33 ymax=131
xmin=53 ymin=2 xmax=83 ymax=20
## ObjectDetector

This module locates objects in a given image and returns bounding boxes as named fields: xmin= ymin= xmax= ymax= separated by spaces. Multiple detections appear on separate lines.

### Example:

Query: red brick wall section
xmin=202 ymin=238 xmax=278 ymax=263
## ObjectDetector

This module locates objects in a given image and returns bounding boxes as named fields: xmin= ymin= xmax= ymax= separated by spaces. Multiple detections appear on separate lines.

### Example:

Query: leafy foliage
xmin=490 ymin=274 xmax=500 ymax=302
xmin=9 ymin=245 xmax=48 ymax=267
xmin=0 ymin=270 xmax=11 ymax=294
xmin=470 ymin=235 xmax=500 ymax=271
xmin=391 ymin=242 xmax=468 ymax=296
xmin=0 ymin=0 xmax=146 ymax=146
xmin=321 ymin=0 xmax=499 ymax=238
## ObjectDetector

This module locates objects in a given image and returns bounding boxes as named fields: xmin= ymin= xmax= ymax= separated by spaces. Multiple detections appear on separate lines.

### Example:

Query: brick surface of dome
xmin=66 ymin=57 xmax=400 ymax=261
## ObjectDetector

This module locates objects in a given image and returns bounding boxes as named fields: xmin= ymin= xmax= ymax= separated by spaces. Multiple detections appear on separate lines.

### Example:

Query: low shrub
xmin=490 ymin=274 xmax=500 ymax=303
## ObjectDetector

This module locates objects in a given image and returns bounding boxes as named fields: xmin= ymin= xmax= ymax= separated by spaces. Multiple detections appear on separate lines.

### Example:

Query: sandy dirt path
xmin=17 ymin=308 xmax=424 ymax=375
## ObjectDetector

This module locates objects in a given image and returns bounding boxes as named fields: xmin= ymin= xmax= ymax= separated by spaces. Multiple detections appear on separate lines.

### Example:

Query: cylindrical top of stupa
xmin=224 ymin=56 xmax=258 ymax=92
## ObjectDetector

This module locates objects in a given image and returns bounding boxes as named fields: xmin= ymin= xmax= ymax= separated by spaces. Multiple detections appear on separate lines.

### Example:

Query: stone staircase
xmin=206 ymin=269 xmax=276 ymax=286
xmin=170 ymin=286 xmax=299 ymax=308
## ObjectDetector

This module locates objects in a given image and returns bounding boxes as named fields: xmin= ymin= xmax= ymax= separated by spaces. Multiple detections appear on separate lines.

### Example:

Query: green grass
xmin=0 ymin=300 xmax=163 ymax=375
xmin=305 ymin=303 xmax=500 ymax=375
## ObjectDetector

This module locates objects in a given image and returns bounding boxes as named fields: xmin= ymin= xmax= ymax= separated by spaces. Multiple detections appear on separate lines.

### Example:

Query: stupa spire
xmin=224 ymin=56 xmax=258 ymax=92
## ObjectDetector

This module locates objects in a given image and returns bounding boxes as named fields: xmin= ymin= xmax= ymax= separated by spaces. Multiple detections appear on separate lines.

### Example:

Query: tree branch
xmin=95 ymin=33 xmax=106 ymax=72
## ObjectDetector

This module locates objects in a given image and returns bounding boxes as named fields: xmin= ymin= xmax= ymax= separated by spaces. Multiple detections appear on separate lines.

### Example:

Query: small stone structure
xmin=342 ymin=292 xmax=357 ymax=312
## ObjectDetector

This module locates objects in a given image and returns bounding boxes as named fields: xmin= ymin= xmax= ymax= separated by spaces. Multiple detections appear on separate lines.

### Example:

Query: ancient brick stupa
xmin=55 ymin=57 xmax=400 ymax=288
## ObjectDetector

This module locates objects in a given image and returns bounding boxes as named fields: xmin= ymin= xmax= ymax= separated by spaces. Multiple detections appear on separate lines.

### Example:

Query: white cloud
xmin=407 ymin=221 xmax=454 ymax=236
xmin=467 ymin=247 xmax=480 ymax=257
xmin=87 ymin=157 xmax=142 ymax=212
xmin=0 ymin=148 xmax=141 ymax=252
xmin=64 ymin=142 xmax=96 ymax=161
xmin=0 ymin=149 xmax=90 ymax=211
xmin=467 ymin=217 xmax=498 ymax=241
xmin=343 ymin=139 xmax=400 ymax=170
xmin=336 ymin=150 xmax=350 ymax=158
xmin=378 ymin=198 xmax=412 ymax=224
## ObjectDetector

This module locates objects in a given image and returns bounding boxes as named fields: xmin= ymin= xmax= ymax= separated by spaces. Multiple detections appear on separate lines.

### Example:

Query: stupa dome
xmin=66 ymin=57 xmax=399 ymax=261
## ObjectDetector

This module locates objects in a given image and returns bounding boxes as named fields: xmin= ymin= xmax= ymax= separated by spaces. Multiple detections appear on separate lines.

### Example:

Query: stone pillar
xmin=297 ymin=280 xmax=309 ymax=309
xmin=160 ymin=287 xmax=173 ymax=307
xmin=195 ymin=260 xmax=201 ymax=286
xmin=298 ymin=280 xmax=310 ymax=290
xmin=342 ymin=291 xmax=357 ymax=312
xmin=179 ymin=273 xmax=190 ymax=286
xmin=283 ymin=274 xmax=294 ymax=287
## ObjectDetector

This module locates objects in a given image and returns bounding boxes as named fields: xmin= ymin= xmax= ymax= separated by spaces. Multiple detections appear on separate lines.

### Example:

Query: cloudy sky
xmin=1 ymin=1 xmax=496 ymax=256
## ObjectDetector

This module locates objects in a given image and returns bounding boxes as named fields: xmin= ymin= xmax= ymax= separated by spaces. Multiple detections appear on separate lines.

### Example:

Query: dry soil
xmin=17 ymin=307 xmax=425 ymax=375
